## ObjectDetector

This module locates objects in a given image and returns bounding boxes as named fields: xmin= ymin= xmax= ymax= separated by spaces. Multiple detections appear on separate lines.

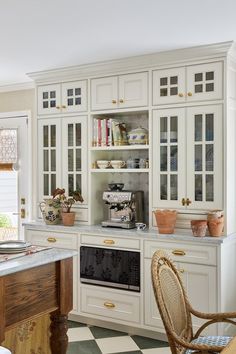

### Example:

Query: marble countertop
xmin=23 ymin=221 xmax=236 ymax=245
xmin=0 ymin=248 xmax=77 ymax=277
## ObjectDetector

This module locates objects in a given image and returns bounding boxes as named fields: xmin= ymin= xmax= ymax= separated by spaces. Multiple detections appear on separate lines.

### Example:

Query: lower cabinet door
xmin=81 ymin=286 xmax=140 ymax=323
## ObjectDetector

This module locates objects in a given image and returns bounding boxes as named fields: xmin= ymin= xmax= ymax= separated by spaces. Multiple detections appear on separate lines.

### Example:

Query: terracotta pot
xmin=207 ymin=210 xmax=223 ymax=221
xmin=61 ymin=212 xmax=75 ymax=226
xmin=153 ymin=209 xmax=177 ymax=234
xmin=191 ymin=220 xmax=207 ymax=237
xmin=208 ymin=216 xmax=224 ymax=237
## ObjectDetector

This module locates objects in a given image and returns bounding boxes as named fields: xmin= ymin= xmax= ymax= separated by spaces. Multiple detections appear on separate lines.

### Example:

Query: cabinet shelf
xmin=91 ymin=168 xmax=149 ymax=173
xmin=90 ymin=145 xmax=149 ymax=151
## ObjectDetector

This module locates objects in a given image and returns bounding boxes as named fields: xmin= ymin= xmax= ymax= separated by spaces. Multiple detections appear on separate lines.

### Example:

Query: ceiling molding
xmin=0 ymin=81 xmax=34 ymax=93
xmin=27 ymin=41 xmax=234 ymax=84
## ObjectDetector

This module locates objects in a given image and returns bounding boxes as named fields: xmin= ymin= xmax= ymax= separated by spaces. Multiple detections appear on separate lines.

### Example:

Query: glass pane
xmin=170 ymin=146 xmax=178 ymax=171
xmin=68 ymin=149 xmax=73 ymax=171
xmin=195 ymin=84 xmax=203 ymax=93
xmin=51 ymin=150 xmax=56 ymax=171
xmin=206 ymin=114 xmax=214 ymax=141
xmin=43 ymin=174 xmax=49 ymax=196
xmin=160 ymin=88 xmax=168 ymax=96
xmin=75 ymin=97 xmax=81 ymax=105
xmin=76 ymin=123 xmax=81 ymax=146
xmin=43 ymin=92 xmax=48 ymax=99
xmin=170 ymin=76 xmax=177 ymax=85
xmin=195 ymin=174 xmax=202 ymax=201
xmin=50 ymin=125 xmax=56 ymax=147
xmin=170 ymin=116 xmax=178 ymax=142
xmin=43 ymin=126 xmax=48 ymax=147
xmin=68 ymin=98 xmax=73 ymax=106
xmin=160 ymin=117 xmax=167 ymax=143
xmin=170 ymin=175 xmax=178 ymax=200
xmin=50 ymin=91 xmax=56 ymax=99
xmin=160 ymin=77 xmax=168 ymax=86
xmin=50 ymin=100 xmax=56 ymax=108
xmin=51 ymin=174 xmax=56 ymax=195
xmin=195 ymin=145 xmax=202 ymax=171
xmin=206 ymin=71 xmax=214 ymax=80
xmin=68 ymin=124 xmax=73 ymax=146
xmin=67 ymin=89 xmax=73 ymax=96
xmin=68 ymin=174 xmax=74 ymax=196
xmin=195 ymin=115 xmax=202 ymax=141
xmin=160 ymin=175 xmax=167 ymax=200
xmin=170 ymin=87 xmax=178 ymax=96
xmin=160 ymin=146 xmax=167 ymax=171
xmin=206 ymin=175 xmax=214 ymax=201
xmin=76 ymin=174 xmax=82 ymax=191
xmin=195 ymin=73 xmax=203 ymax=82
xmin=206 ymin=83 xmax=214 ymax=92
xmin=206 ymin=144 xmax=214 ymax=171
xmin=76 ymin=149 xmax=81 ymax=171
xmin=43 ymin=150 xmax=49 ymax=171
xmin=43 ymin=101 xmax=48 ymax=109
xmin=75 ymin=88 xmax=81 ymax=95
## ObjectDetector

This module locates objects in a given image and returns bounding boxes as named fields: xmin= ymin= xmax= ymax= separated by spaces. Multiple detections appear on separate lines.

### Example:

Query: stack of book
xmin=93 ymin=118 xmax=128 ymax=147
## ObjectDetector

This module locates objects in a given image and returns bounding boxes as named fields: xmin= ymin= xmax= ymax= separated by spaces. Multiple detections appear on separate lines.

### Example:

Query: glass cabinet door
xmin=186 ymin=105 xmax=222 ymax=209
xmin=153 ymin=108 xmax=186 ymax=208
xmin=61 ymin=80 xmax=87 ymax=113
xmin=37 ymin=84 xmax=61 ymax=115
xmin=62 ymin=116 xmax=88 ymax=204
xmin=38 ymin=119 xmax=61 ymax=201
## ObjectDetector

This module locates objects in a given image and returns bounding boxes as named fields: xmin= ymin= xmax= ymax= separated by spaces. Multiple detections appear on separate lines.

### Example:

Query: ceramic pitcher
xmin=39 ymin=199 xmax=61 ymax=225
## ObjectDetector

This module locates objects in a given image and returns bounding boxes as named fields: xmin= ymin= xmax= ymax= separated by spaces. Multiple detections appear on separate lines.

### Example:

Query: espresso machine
xmin=101 ymin=184 xmax=144 ymax=229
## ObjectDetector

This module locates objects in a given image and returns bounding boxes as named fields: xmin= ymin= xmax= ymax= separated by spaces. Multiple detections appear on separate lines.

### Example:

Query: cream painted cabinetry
xmin=37 ymin=80 xmax=87 ymax=115
xmin=91 ymin=72 xmax=148 ymax=110
xmin=153 ymin=62 xmax=223 ymax=105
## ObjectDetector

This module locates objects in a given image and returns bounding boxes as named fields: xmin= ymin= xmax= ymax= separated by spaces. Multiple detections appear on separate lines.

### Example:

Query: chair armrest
xmin=190 ymin=306 xmax=236 ymax=320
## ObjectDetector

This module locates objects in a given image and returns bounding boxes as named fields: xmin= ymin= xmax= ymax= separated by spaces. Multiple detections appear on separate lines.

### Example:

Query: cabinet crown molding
xmin=27 ymin=41 xmax=235 ymax=85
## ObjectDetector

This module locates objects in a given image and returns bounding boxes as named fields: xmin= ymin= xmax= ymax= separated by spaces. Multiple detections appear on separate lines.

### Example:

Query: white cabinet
xmin=152 ymin=105 xmax=223 ymax=211
xmin=91 ymin=72 xmax=148 ymax=110
xmin=38 ymin=80 xmax=87 ymax=115
xmin=153 ymin=62 xmax=223 ymax=105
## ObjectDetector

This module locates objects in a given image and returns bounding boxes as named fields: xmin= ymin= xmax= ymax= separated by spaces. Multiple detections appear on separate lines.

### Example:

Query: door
xmin=37 ymin=84 xmax=61 ymax=115
xmin=119 ymin=72 xmax=148 ymax=108
xmin=61 ymin=80 xmax=87 ymax=113
xmin=0 ymin=115 xmax=29 ymax=240
xmin=91 ymin=76 xmax=118 ymax=110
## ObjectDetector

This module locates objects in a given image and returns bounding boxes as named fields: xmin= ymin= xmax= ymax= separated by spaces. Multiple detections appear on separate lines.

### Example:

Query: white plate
xmin=0 ymin=241 xmax=31 ymax=253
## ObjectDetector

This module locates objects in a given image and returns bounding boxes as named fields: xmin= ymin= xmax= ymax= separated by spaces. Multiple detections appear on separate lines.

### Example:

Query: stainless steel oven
xmin=80 ymin=246 xmax=140 ymax=292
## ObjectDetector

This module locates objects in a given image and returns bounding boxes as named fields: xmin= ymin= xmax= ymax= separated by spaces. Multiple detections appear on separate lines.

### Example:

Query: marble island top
xmin=0 ymin=248 xmax=77 ymax=277
xmin=23 ymin=221 xmax=236 ymax=245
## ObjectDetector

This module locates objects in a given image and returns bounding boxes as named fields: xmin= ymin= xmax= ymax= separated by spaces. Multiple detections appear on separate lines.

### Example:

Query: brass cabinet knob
xmin=179 ymin=269 xmax=185 ymax=273
xmin=172 ymin=249 xmax=186 ymax=256
xmin=56 ymin=106 xmax=60 ymax=109
xmin=104 ymin=302 xmax=115 ymax=309
xmin=47 ymin=237 xmax=57 ymax=243
xmin=112 ymin=99 xmax=117 ymax=104
xmin=119 ymin=99 xmax=124 ymax=103
xmin=103 ymin=239 xmax=115 ymax=245
xmin=186 ymin=198 xmax=192 ymax=206
xmin=181 ymin=198 xmax=186 ymax=206
xmin=187 ymin=92 xmax=193 ymax=97
xmin=178 ymin=93 xmax=184 ymax=97
xmin=61 ymin=105 xmax=67 ymax=109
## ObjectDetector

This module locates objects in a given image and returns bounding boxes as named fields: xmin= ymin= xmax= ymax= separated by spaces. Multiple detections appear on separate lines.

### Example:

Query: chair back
xmin=151 ymin=250 xmax=193 ymax=354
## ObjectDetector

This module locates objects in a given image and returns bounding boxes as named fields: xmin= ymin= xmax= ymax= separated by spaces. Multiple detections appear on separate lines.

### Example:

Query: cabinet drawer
xmin=81 ymin=286 xmax=140 ymax=323
xmin=144 ymin=240 xmax=216 ymax=266
xmin=25 ymin=229 xmax=78 ymax=250
xmin=80 ymin=234 xmax=140 ymax=250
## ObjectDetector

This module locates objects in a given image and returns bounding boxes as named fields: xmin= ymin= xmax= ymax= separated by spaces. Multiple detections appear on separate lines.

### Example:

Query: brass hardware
xmin=172 ymin=250 xmax=186 ymax=256
xmin=20 ymin=208 xmax=25 ymax=219
xmin=21 ymin=198 xmax=25 ymax=205
xmin=47 ymin=237 xmax=57 ymax=243
xmin=178 ymin=93 xmax=184 ymax=97
xmin=119 ymin=99 xmax=124 ymax=103
xmin=103 ymin=239 xmax=115 ymax=245
xmin=181 ymin=198 xmax=186 ymax=206
xmin=56 ymin=106 xmax=60 ymax=109
xmin=104 ymin=302 xmax=115 ymax=309
xmin=179 ymin=269 xmax=185 ymax=273
xmin=61 ymin=105 xmax=67 ymax=109
xmin=187 ymin=92 xmax=193 ymax=97
xmin=186 ymin=198 xmax=192 ymax=206
xmin=112 ymin=99 xmax=117 ymax=104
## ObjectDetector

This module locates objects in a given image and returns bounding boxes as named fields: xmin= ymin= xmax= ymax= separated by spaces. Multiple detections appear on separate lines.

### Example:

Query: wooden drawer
xmin=144 ymin=240 xmax=217 ymax=266
xmin=25 ymin=229 xmax=78 ymax=250
xmin=81 ymin=286 xmax=140 ymax=323
xmin=80 ymin=233 xmax=140 ymax=250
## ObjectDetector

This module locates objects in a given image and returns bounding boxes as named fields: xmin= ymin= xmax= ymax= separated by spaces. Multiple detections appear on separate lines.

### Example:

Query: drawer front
xmin=144 ymin=240 xmax=217 ymax=266
xmin=80 ymin=234 xmax=140 ymax=250
xmin=81 ymin=286 xmax=140 ymax=323
xmin=25 ymin=229 xmax=78 ymax=250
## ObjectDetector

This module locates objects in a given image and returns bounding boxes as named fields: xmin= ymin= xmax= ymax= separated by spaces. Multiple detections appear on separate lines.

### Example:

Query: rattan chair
xmin=151 ymin=250 xmax=236 ymax=354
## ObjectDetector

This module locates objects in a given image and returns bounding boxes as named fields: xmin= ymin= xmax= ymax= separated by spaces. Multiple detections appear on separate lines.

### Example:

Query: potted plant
xmin=52 ymin=188 xmax=84 ymax=226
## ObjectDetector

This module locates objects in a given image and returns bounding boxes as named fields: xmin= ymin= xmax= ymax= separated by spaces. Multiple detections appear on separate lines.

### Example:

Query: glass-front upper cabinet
xmin=152 ymin=108 xmax=186 ymax=208
xmin=62 ymin=116 xmax=88 ymax=204
xmin=38 ymin=119 xmax=61 ymax=201
xmin=152 ymin=62 xmax=223 ymax=106
xmin=38 ymin=81 xmax=87 ymax=115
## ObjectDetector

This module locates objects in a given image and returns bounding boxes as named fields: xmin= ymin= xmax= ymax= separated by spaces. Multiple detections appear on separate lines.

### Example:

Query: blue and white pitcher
xmin=39 ymin=199 xmax=61 ymax=225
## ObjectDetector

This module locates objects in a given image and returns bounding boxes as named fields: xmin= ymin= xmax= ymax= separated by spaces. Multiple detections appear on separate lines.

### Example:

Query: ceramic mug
xmin=97 ymin=160 xmax=111 ymax=169
xmin=135 ymin=222 xmax=146 ymax=231
xmin=110 ymin=160 xmax=126 ymax=169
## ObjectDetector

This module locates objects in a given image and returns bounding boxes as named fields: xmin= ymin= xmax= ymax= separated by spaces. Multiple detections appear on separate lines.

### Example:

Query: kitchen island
xmin=0 ymin=248 xmax=77 ymax=354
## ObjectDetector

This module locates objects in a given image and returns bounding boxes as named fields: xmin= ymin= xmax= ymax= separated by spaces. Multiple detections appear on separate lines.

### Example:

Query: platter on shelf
xmin=0 ymin=241 xmax=32 ymax=254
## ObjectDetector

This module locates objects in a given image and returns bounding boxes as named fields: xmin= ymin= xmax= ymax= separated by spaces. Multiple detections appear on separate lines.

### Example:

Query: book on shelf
xmin=93 ymin=118 xmax=113 ymax=147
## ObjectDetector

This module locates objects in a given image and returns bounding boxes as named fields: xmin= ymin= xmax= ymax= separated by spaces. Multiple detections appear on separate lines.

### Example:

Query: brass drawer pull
xmin=172 ymin=249 xmax=186 ymax=256
xmin=179 ymin=269 xmax=185 ymax=273
xmin=103 ymin=239 xmax=115 ymax=245
xmin=47 ymin=237 xmax=57 ymax=243
xmin=104 ymin=302 xmax=115 ymax=309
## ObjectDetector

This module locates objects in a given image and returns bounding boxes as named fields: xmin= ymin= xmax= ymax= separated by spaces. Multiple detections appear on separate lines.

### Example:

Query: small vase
xmin=208 ymin=216 xmax=224 ymax=237
xmin=153 ymin=209 xmax=177 ymax=234
xmin=39 ymin=199 xmax=61 ymax=225
xmin=191 ymin=220 xmax=207 ymax=237
xmin=61 ymin=212 xmax=75 ymax=226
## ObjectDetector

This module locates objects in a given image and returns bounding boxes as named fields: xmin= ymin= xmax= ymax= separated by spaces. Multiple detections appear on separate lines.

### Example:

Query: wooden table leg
xmin=50 ymin=312 xmax=69 ymax=354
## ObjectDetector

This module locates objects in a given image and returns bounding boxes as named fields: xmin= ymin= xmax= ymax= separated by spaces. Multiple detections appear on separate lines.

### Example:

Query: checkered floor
xmin=67 ymin=321 xmax=171 ymax=354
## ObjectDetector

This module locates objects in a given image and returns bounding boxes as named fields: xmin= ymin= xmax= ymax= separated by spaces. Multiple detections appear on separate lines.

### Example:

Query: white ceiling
xmin=1 ymin=0 xmax=236 ymax=87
